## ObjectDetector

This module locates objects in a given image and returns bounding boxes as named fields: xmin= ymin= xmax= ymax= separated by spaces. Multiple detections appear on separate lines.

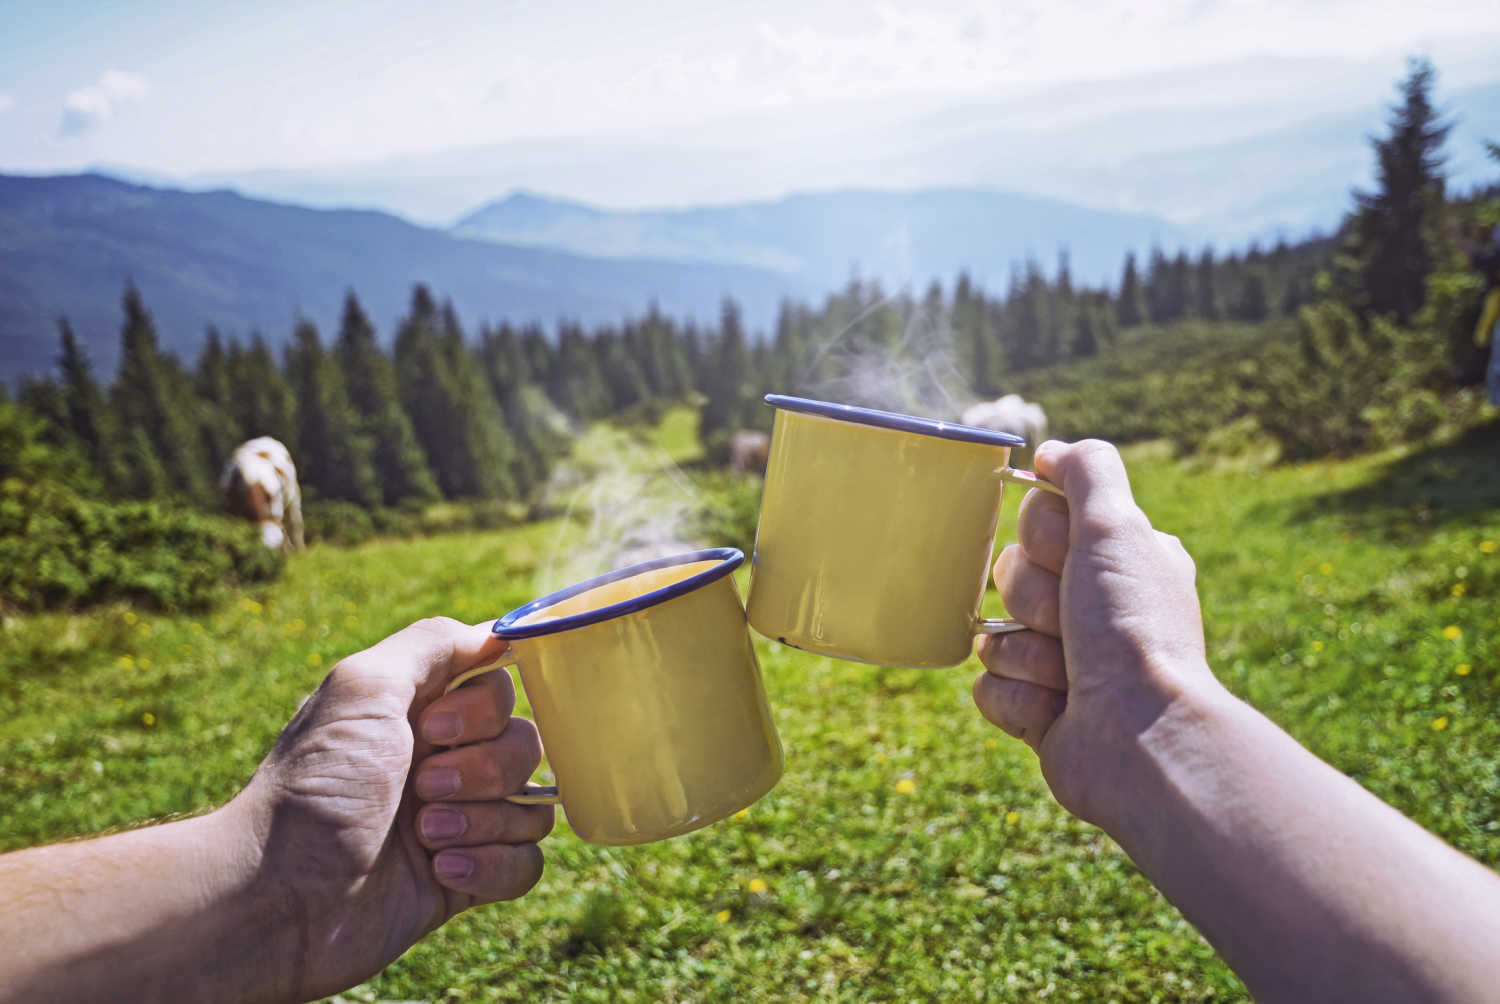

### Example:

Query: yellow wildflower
xmin=1431 ymin=716 xmax=1449 ymax=732
xmin=244 ymin=598 xmax=263 ymax=616
xmin=1456 ymin=664 xmax=1472 ymax=677
xmin=118 ymin=655 xmax=135 ymax=670
xmin=1480 ymin=539 xmax=1496 ymax=555
xmin=895 ymin=777 xmax=916 ymax=795
xmin=1442 ymin=625 xmax=1462 ymax=641
xmin=1451 ymin=583 xmax=1467 ymax=598
xmin=747 ymin=878 xmax=768 ymax=895
xmin=733 ymin=808 xmax=750 ymax=821
xmin=984 ymin=738 xmax=999 ymax=752
xmin=1004 ymin=811 xmax=1020 ymax=826
xmin=307 ymin=652 xmax=324 ymax=668
xmin=1318 ymin=562 xmax=1333 ymax=576
xmin=123 ymin=611 xmax=138 ymax=626
xmin=142 ymin=712 xmax=156 ymax=727
xmin=1311 ymin=640 xmax=1324 ymax=653
xmin=873 ymin=751 xmax=887 ymax=765
xmin=136 ymin=622 xmax=150 ymax=635
xmin=715 ymin=909 xmax=731 ymax=924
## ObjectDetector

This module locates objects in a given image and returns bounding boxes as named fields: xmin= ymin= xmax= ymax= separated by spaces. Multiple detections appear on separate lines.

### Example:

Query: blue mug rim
xmin=763 ymin=394 xmax=1026 ymax=448
xmin=492 ymin=547 xmax=744 ymax=641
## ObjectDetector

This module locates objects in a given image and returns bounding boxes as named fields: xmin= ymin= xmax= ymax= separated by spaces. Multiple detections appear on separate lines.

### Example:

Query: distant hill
xmin=453 ymin=187 xmax=1194 ymax=292
xmin=0 ymin=173 xmax=804 ymax=381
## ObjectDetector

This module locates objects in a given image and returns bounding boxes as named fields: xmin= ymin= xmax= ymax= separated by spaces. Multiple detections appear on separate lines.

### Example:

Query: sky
xmin=2 ymin=0 xmax=1498 ymax=189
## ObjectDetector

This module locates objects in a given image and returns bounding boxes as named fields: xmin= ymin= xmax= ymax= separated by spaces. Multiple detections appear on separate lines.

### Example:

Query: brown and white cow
xmin=220 ymin=437 xmax=304 ymax=552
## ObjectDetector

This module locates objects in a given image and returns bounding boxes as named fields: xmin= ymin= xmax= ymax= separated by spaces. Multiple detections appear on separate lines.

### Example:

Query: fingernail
xmin=421 ymin=808 xmax=467 ymax=841
xmin=424 ymin=711 xmax=462 ymax=743
xmin=434 ymin=851 xmax=474 ymax=881
xmin=416 ymin=766 xmax=461 ymax=799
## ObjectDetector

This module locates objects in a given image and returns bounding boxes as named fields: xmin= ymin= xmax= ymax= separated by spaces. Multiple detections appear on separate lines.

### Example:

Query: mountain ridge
xmin=0 ymin=172 xmax=806 ymax=382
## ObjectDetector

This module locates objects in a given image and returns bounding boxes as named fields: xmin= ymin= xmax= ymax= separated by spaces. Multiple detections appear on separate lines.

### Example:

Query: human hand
xmin=973 ymin=440 xmax=1221 ymax=828
xmin=230 ymin=617 xmax=553 ymax=1001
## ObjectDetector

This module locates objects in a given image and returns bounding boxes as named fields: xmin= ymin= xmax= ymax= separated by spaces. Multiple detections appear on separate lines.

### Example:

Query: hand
xmin=231 ymin=617 xmax=554 ymax=1001
xmin=973 ymin=440 xmax=1221 ymax=827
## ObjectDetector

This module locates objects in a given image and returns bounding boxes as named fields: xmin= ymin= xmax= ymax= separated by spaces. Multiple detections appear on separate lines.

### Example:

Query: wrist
xmin=1065 ymin=662 xmax=1239 ymax=839
xmin=1092 ymin=671 xmax=1244 ymax=848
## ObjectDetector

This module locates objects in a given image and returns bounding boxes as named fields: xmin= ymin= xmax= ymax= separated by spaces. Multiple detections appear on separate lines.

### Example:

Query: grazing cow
xmin=728 ymin=429 xmax=772 ymax=475
xmin=221 ymin=437 xmax=304 ymax=552
xmin=961 ymin=395 xmax=1049 ymax=460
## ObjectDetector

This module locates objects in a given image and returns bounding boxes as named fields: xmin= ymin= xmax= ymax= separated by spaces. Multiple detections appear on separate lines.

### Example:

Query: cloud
xmin=60 ymin=70 xmax=149 ymax=136
xmin=0 ymin=93 xmax=15 ymax=114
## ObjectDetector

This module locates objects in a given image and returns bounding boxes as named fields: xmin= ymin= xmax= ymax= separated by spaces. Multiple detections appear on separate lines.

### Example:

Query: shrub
xmin=0 ymin=478 xmax=282 ymax=613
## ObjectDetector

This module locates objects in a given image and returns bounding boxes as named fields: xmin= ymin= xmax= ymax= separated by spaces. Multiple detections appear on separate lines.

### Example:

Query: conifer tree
xmin=1194 ymin=249 xmax=1220 ymax=320
xmin=194 ymin=327 xmax=243 ymax=473
xmin=1343 ymin=57 xmax=1451 ymax=323
xmin=228 ymin=333 xmax=297 ymax=448
xmin=1117 ymin=252 xmax=1147 ymax=328
xmin=286 ymin=319 xmax=380 ymax=506
xmin=699 ymin=299 xmax=752 ymax=448
xmin=111 ymin=285 xmax=211 ymax=501
xmin=56 ymin=319 xmax=114 ymax=474
xmin=334 ymin=292 xmax=439 ymax=505
xmin=394 ymin=289 xmax=515 ymax=499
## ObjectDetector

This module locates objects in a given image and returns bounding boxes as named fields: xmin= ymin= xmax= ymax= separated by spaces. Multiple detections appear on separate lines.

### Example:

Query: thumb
xmin=1033 ymin=439 xmax=1143 ymax=546
xmin=342 ymin=617 xmax=510 ymax=707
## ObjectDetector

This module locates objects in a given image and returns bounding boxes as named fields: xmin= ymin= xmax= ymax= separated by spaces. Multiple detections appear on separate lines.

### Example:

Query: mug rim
xmin=764 ymin=394 xmax=1025 ymax=448
xmin=492 ymin=547 xmax=744 ymax=640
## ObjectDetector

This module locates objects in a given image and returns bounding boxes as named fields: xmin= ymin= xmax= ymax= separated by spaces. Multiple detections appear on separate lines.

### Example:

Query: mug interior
xmin=516 ymin=560 xmax=720 ymax=626
xmin=493 ymin=547 xmax=744 ymax=641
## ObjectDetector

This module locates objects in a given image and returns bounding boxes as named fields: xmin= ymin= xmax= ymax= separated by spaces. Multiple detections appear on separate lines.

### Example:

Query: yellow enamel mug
xmin=451 ymin=548 xmax=783 ymax=846
xmin=746 ymin=395 xmax=1063 ymax=669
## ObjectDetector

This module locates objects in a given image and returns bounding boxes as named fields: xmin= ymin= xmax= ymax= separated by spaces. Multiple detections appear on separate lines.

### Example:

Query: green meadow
xmin=2 ymin=408 xmax=1497 ymax=1002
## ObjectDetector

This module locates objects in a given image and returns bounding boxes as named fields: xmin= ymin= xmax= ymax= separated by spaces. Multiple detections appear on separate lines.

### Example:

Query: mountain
xmin=0 ymin=173 xmax=805 ymax=382
xmin=452 ymin=188 xmax=1195 ymax=292
xmin=167 ymin=57 xmax=1500 ymax=246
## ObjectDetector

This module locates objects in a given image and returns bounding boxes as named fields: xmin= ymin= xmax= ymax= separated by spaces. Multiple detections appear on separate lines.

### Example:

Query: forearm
xmin=1107 ymin=675 xmax=1500 ymax=1002
xmin=0 ymin=799 xmax=298 ymax=1004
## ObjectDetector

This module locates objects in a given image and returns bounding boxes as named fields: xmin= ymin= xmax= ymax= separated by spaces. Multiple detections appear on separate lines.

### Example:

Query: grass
xmin=2 ymin=408 xmax=1497 ymax=1002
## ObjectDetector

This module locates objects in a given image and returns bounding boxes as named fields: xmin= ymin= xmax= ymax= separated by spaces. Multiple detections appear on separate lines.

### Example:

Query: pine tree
xmin=111 ymin=285 xmax=211 ymax=501
xmin=1194 ymin=249 xmax=1220 ymax=320
xmin=286 ymin=319 xmax=380 ymax=506
xmin=194 ymin=327 xmax=243 ymax=474
xmin=1343 ymin=58 xmax=1451 ymax=323
xmin=1117 ymin=252 xmax=1147 ymax=328
xmin=1232 ymin=267 xmax=1271 ymax=322
xmin=57 ymin=319 xmax=113 ymax=473
xmin=335 ymin=292 xmax=440 ymax=505
xmin=394 ymin=289 xmax=515 ymax=499
xmin=228 ymin=333 xmax=297 ymax=447
xmin=699 ymin=299 xmax=752 ymax=448
xmin=544 ymin=322 xmax=609 ymax=421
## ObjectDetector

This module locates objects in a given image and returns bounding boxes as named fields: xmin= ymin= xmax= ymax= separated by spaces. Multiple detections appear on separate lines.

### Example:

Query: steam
xmin=536 ymin=427 xmax=705 ymax=594
xmin=795 ymin=286 xmax=976 ymax=421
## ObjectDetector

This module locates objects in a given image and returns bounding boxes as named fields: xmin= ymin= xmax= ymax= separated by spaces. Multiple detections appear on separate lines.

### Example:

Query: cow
xmin=961 ymin=395 xmax=1049 ymax=463
xmin=728 ymin=429 xmax=772 ymax=475
xmin=220 ymin=437 xmax=304 ymax=552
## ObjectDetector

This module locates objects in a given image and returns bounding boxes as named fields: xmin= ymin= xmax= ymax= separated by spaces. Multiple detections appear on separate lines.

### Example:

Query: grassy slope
xmin=2 ymin=409 xmax=1496 ymax=1002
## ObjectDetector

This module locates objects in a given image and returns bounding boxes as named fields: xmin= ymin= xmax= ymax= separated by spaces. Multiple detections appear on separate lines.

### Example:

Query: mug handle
xmin=443 ymin=656 xmax=563 ymax=806
xmin=977 ymin=466 xmax=1066 ymax=636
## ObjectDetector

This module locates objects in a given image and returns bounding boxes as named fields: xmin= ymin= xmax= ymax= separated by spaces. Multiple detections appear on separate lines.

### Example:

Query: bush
xmin=303 ymin=499 xmax=380 ymax=547
xmin=691 ymin=471 xmax=764 ymax=555
xmin=0 ymin=478 xmax=282 ymax=613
